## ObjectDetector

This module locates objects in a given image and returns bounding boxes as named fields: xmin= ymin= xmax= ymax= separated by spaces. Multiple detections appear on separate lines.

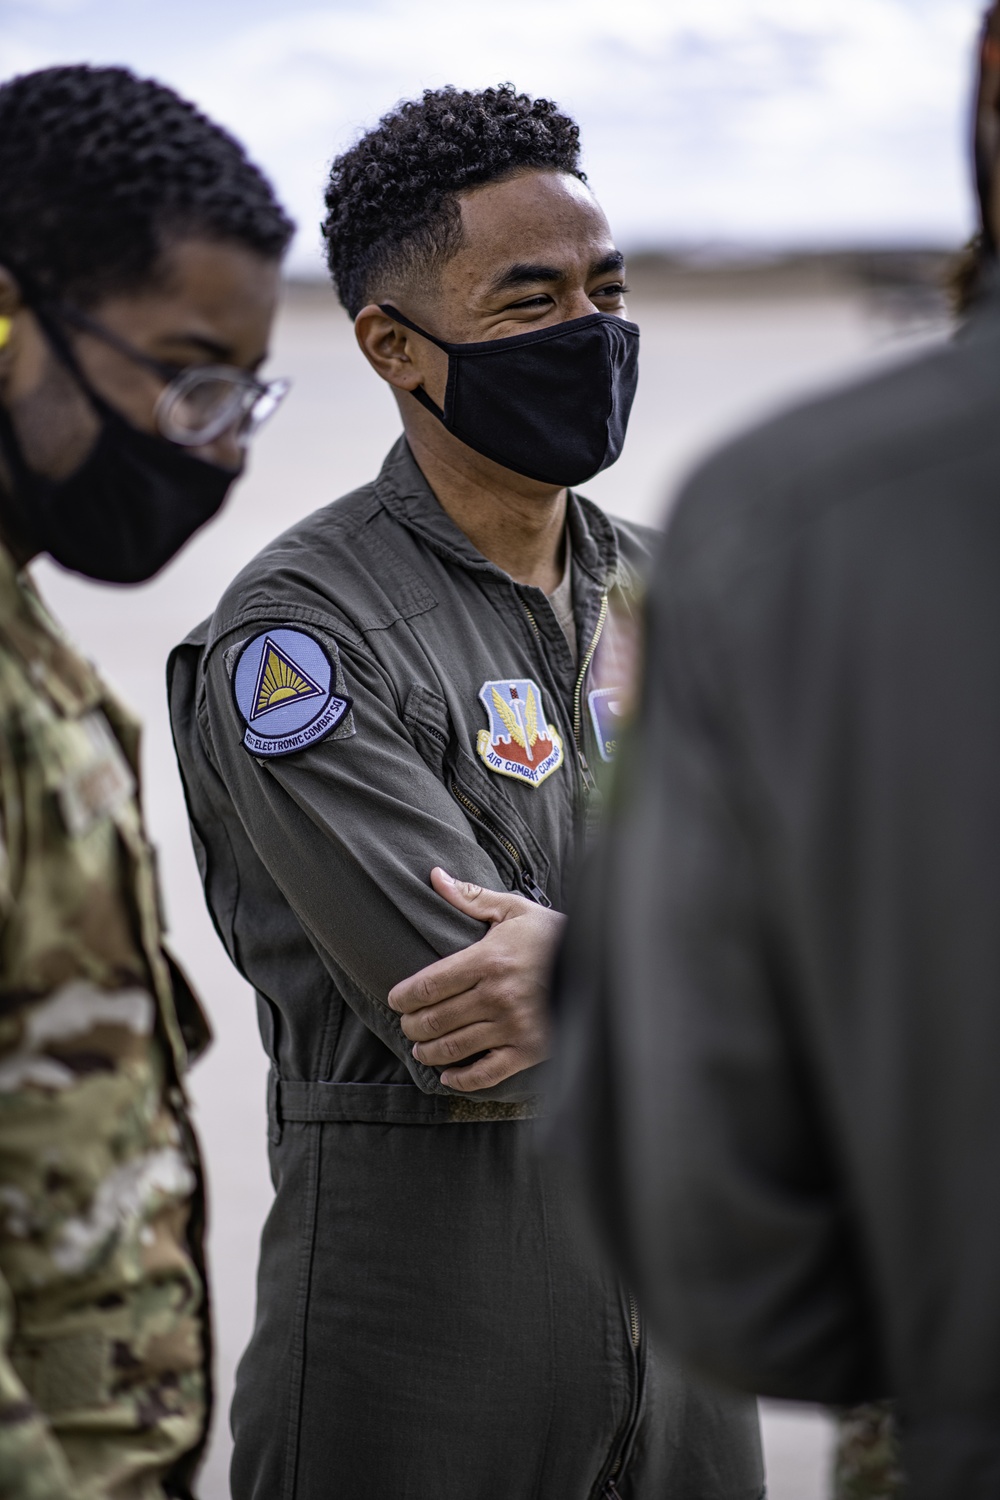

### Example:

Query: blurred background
xmin=0 ymin=1 xmax=985 ymax=1495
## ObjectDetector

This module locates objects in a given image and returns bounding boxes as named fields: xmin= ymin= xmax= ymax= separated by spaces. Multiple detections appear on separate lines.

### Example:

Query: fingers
xmin=440 ymin=1044 xmax=551 ymax=1092
xmin=440 ymin=1046 xmax=536 ymax=1092
xmin=388 ymin=947 xmax=482 ymax=1014
xmin=398 ymin=989 xmax=486 ymax=1043
xmin=411 ymin=1020 xmax=504 ymax=1067
xmin=405 ymin=993 xmax=548 ymax=1073
xmin=430 ymin=867 xmax=531 ymax=925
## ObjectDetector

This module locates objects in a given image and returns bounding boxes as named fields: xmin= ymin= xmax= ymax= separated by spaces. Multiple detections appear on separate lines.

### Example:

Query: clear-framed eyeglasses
xmin=154 ymin=364 xmax=290 ymax=447
xmin=50 ymin=302 xmax=291 ymax=448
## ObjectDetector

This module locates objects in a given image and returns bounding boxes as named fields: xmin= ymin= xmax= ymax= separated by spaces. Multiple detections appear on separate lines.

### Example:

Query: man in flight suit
xmin=0 ymin=66 xmax=292 ymax=1498
xmin=550 ymin=11 xmax=1000 ymax=1500
xmin=168 ymin=85 xmax=763 ymax=1500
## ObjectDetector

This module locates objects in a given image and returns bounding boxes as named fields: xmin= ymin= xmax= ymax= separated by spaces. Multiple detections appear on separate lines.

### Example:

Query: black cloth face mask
xmin=381 ymin=305 xmax=640 ymax=487
xmin=0 ymin=305 xmax=239 ymax=585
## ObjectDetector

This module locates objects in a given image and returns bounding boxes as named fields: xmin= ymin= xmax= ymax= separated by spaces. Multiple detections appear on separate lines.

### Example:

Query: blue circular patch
xmin=233 ymin=628 xmax=350 ymax=758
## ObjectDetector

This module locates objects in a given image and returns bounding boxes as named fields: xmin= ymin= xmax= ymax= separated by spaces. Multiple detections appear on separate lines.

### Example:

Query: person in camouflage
xmin=0 ymin=67 xmax=292 ymax=1498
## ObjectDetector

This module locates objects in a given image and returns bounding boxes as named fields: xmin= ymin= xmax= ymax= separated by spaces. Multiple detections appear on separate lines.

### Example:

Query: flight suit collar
xmin=373 ymin=436 xmax=627 ymax=593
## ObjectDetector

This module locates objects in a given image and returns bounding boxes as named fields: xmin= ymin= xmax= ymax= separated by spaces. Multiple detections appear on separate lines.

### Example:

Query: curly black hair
xmin=322 ymin=84 xmax=585 ymax=317
xmin=0 ymin=65 xmax=294 ymax=307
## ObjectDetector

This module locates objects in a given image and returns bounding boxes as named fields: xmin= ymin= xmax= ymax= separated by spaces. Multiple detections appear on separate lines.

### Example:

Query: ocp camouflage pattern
xmin=834 ymin=1401 xmax=903 ymax=1500
xmin=0 ymin=544 xmax=210 ymax=1499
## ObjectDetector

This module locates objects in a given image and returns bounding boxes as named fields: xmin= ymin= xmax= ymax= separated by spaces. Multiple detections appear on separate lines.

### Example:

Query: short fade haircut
xmin=0 ymin=65 xmax=295 ymax=307
xmin=322 ymin=84 xmax=585 ymax=318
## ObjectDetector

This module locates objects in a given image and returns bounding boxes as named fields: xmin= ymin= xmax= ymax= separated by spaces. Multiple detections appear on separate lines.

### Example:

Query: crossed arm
xmin=204 ymin=624 xmax=566 ymax=1097
xmin=388 ymin=866 xmax=564 ymax=1092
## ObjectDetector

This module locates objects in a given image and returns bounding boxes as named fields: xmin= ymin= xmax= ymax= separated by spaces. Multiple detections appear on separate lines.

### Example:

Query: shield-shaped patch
xmin=476 ymin=678 xmax=564 ymax=787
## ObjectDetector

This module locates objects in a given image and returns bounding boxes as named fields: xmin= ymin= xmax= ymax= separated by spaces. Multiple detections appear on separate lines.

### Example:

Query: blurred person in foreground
xmin=0 ymin=65 xmax=291 ymax=1498
xmin=549 ymin=12 xmax=1000 ymax=1500
xmin=168 ymin=85 xmax=763 ymax=1500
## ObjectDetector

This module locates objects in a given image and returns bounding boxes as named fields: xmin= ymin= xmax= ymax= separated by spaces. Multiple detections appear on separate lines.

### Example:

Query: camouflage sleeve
xmin=0 ymin=1272 xmax=78 ymax=1498
xmin=834 ymin=1401 xmax=903 ymax=1499
xmin=0 ymin=712 xmax=79 ymax=1495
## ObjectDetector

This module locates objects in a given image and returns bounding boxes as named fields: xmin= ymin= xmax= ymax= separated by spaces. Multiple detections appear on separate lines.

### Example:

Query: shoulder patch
xmin=233 ymin=628 xmax=352 ymax=758
xmin=476 ymin=678 xmax=563 ymax=787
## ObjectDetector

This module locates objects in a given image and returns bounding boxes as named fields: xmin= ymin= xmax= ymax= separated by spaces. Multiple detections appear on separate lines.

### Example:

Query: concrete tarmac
xmin=34 ymin=280 xmax=943 ymax=1499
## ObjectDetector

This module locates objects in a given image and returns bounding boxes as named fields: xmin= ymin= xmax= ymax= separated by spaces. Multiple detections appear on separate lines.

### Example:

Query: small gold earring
xmin=0 ymin=317 xmax=11 ymax=349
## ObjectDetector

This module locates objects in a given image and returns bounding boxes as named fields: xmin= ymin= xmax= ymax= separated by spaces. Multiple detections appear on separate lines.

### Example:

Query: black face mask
xmin=0 ymin=307 xmax=238 ymax=585
xmin=382 ymin=305 xmax=640 ymax=487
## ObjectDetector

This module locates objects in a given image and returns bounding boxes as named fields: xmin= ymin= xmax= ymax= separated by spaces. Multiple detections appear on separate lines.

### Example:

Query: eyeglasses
xmin=49 ymin=303 xmax=290 ymax=448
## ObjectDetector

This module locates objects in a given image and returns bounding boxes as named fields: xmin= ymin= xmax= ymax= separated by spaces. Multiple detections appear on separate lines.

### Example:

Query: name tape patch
xmin=588 ymin=687 xmax=626 ymax=764
xmin=233 ymin=628 xmax=352 ymax=758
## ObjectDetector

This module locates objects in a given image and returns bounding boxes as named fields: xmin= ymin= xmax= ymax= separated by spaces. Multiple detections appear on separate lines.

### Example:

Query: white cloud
xmin=0 ymin=0 xmax=984 ymax=269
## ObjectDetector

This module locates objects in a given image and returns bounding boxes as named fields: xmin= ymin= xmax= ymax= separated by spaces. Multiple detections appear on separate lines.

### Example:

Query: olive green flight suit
xmin=168 ymin=438 xmax=764 ymax=1500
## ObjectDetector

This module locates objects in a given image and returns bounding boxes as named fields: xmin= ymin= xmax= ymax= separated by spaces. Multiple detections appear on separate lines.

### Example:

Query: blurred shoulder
xmin=663 ymin=324 xmax=1000 ymax=600
xmin=607 ymin=514 xmax=660 ymax=563
xmin=572 ymin=488 xmax=661 ymax=589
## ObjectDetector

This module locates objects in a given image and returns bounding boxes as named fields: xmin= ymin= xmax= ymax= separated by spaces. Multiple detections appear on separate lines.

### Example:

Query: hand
xmin=387 ymin=868 xmax=565 ymax=1092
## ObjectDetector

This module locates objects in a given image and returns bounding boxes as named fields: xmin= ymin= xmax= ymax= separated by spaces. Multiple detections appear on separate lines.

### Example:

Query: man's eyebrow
xmin=487 ymin=262 xmax=567 ymax=295
xmin=487 ymin=251 xmax=626 ymax=296
xmin=591 ymin=251 xmax=625 ymax=278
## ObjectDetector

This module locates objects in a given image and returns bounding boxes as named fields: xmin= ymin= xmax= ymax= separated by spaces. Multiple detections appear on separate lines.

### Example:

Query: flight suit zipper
xmin=627 ymin=1291 xmax=641 ymax=1350
xmin=598 ymin=1291 xmax=643 ymax=1499
xmin=522 ymin=591 xmax=609 ymax=793
xmin=572 ymin=592 xmax=609 ymax=794
xmin=450 ymin=779 xmax=552 ymax=907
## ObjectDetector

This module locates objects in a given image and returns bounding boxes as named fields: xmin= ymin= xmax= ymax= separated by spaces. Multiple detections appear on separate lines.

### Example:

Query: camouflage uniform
xmin=834 ymin=1403 xmax=903 ymax=1500
xmin=0 ymin=541 xmax=210 ymax=1499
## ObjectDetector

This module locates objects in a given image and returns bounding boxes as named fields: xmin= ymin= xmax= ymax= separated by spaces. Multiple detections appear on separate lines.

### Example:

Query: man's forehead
xmin=451 ymin=171 xmax=617 ymax=288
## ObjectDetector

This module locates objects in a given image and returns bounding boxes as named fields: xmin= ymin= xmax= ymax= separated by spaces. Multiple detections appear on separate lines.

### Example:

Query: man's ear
xmin=354 ymin=304 xmax=423 ymax=392
xmin=353 ymin=303 xmax=449 ymax=409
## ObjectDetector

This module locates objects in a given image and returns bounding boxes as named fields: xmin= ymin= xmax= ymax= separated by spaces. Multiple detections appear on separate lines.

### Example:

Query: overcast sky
xmin=0 ymin=0 xmax=985 ymax=273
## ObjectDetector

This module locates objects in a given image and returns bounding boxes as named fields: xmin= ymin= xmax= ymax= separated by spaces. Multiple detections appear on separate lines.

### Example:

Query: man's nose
xmin=565 ymin=288 xmax=604 ymax=320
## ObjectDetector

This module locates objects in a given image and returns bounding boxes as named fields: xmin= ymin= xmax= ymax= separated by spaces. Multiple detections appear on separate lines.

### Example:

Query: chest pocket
xmin=49 ymin=710 xmax=137 ymax=840
xmin=403 ymin=682 xmax=552 ymax=906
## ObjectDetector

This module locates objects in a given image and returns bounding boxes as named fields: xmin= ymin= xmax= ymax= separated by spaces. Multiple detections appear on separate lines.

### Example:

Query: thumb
xmin=430 ymin=867 xmax=527 ymax=925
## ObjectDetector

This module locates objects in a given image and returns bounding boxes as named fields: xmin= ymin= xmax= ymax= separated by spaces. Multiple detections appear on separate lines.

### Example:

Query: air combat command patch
xmin=233 ymin=628 xmax=352 ymax=758
xmin=476 ymin=678 xmax=563 ymax=787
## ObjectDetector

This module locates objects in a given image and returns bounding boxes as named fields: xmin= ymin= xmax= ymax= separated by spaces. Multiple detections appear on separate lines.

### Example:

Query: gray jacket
xmin=551 ymin=296 xmax=1000 ymax=1499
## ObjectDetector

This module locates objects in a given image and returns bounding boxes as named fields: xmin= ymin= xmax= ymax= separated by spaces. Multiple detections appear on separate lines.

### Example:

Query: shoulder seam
xmin=207 ymin=604 xmax=366 ymax=654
